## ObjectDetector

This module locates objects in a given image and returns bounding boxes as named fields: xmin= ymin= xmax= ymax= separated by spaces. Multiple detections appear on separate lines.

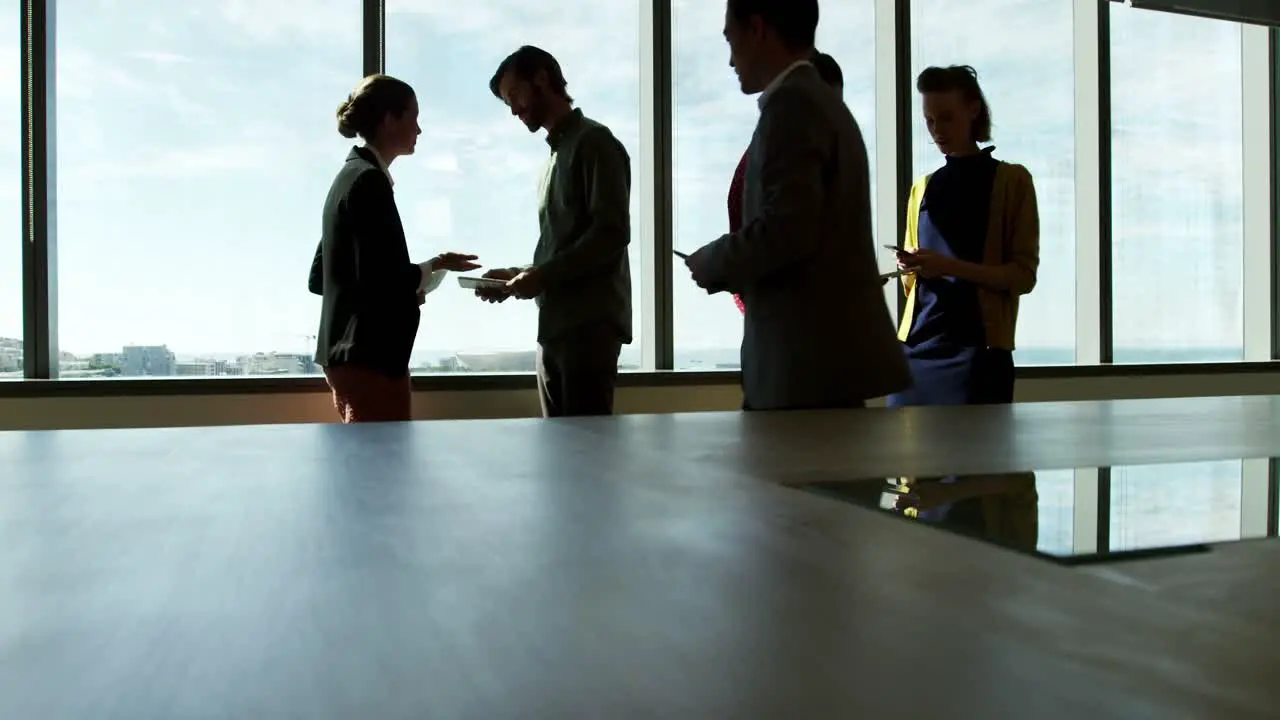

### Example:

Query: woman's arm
xmin=906 ymin=167 xmax=1040 ymax=294
xmin=1002 ymin=166 xmax=1040 ymax=295
xmin=941 ymin=257 xmax=1018 ymax=290
xmin=955 ymin=166 xmax=1039 ymax=293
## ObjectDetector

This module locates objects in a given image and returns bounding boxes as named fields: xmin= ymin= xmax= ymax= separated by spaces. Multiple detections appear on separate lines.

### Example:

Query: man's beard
xmin=523 ymin=88 xmax=547 ymax=132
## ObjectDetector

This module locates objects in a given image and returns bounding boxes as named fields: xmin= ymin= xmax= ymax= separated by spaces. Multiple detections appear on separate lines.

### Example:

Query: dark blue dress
xmin=887 ymin=148 xmax=1014 ymax=407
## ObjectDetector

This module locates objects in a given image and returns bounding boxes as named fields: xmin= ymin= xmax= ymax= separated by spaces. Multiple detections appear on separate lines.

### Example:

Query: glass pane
xmin=671 ymin=1 xmax=877 ymax=371
xmin=0 ymin=19 xmax=19 ymax=379
xmin=1035 ymin=470 xmax=1075 ymax=555
xmin=56 ymin=2 xmax=362 ymax=377
xmin=1110 ymin=8 xmax=1244 ymax=363
xmin=386 ymin=1 xmax=644 ymax=373
xmin=1109 ymin=460 xmax=1243 ymax=551
xmin=910 ymin=0 xmax=1077 ymax=366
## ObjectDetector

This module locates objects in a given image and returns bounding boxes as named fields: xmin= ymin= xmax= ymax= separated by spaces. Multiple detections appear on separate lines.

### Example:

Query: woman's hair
xmin=916 ymin=65 xmax=992 ymax=143
xmin=336 ymin=74 xmax=416 ymax=141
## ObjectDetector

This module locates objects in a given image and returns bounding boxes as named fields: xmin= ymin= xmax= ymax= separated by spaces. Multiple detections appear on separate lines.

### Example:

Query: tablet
xmin=457 ymin=276 xmax=509 ymax=290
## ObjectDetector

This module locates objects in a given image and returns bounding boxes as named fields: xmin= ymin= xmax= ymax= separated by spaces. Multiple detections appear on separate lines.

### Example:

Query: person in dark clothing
xmin=475 ymin=46 xmax=633 ymax=418
xmin=309 ymin=74 xmax=481 ymax=423
xmin=729 ymin=49 xmax=844 ymax=315
xmin=887 ymin=65 xmax=1040 ymax=407
xmin=685 ymin=0 xmax=909 ymax=411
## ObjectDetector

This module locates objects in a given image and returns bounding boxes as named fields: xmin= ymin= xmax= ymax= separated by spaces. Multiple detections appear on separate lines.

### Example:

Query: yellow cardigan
xmin=894 ymin=472 xmax=1039 ymax=550
xmin=897 ymin=162 xmax=1040 ymax=349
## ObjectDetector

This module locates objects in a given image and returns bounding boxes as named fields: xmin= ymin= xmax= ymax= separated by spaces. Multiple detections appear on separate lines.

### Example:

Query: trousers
xmin=323 ymin=364 xmax=412 ymax=423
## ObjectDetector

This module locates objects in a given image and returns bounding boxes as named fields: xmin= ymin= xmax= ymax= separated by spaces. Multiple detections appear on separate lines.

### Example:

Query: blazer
xmin=897 ymin=163 xmax=1039 ymax=349
xmin=308 ymin=147 xmax=424 ymax=377
xmin=727 ymin=150 xmax=748 ymax=315
xmin=694 ymin=64 xmax=910 ymax=410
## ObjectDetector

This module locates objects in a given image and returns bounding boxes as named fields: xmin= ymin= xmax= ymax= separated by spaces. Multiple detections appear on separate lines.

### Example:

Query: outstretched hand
xmin=433 ymin=252 xmax=482 ymax=273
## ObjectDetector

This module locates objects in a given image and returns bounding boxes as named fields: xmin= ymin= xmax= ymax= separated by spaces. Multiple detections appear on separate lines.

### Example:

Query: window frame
xmin=7 ymin=0 xmax=1280 ymax=391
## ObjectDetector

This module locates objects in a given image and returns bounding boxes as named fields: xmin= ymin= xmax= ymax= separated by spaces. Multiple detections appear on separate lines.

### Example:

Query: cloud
xmin=412 ymin=198 xmax=454 ymax=238
xmin=127 ymin=51 xmax=192 ymax=64
xmin=388 ymin=0 xmax=641 ymax=101
xmin=69 ymin=142 xmax=270 ymax=183
xmin=214 ymin=0 xmax=359 ymax=45
xmin=422 ymin=152 xmax=460 ymax=173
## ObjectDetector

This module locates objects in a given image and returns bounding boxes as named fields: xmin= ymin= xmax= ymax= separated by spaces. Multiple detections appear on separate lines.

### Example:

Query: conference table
xmin=2 ymin=396 xmax=1278 ymax=718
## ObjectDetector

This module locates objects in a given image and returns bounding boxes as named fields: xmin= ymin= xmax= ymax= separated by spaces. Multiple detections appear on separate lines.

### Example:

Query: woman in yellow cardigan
xmin=887 ymin=65 xmax=1039 ymax=407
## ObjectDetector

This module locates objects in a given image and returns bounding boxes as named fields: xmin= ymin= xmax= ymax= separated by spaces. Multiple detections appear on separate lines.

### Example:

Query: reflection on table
xmin=881 ymin=473 xmax=1039 ymax=552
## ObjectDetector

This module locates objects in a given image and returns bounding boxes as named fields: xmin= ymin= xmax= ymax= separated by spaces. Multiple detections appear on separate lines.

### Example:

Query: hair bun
xmin=335 ymin=74 xmax=416 ymax=142
xmin=336 ymin=96 xmax=358 ymax=138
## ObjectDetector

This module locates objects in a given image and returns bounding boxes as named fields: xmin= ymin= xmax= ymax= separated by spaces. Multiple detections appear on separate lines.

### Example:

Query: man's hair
xmin=489 ymin=45 xmax=573 ymax=103
xmin=916 ymin=64 xmax=992 ymax=143
xmin=727 ymin=0 xmax=819 ymax=51
xmin=810 ymin=51 xmax=842 ymax=88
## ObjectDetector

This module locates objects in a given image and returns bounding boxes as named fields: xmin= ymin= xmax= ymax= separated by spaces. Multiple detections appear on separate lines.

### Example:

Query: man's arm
xmin=691 ymin=88 xmax=826 ymax=289
xmin=534 ymin=128 xmax=631 ymax=286
xmin=308 ymin=239 xmax=324 ymax=295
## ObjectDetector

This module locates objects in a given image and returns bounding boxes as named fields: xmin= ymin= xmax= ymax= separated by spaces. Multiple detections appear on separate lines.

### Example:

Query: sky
xmin=0 ymin=0 xmax=1252 ymax=367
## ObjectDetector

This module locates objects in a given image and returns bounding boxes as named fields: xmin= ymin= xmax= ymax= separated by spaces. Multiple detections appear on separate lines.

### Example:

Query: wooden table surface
xmin=2 ymin=396 xmax=1278 ymax=719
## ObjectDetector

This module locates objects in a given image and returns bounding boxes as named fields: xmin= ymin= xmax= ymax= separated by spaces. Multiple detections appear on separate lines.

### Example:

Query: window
xmin=1035 ymin=470 xmax=1075 ymax=555
xmin=1110 ymin=8 xmax=1244 ymax=363
xmin=1109 ymin=460 xmax=1243 ymax=551
xmin=670 ymin=1 xmax=876 ymax=370
xmin=0 ymin=17 xmax=18 ymax=380
xmin=55 ymin=1 xmax=361 ymax=378
xmin=910 ymin=0 xmax=1077 ymax=366
xmin=386 ymin=1 xmax=644 ymax=373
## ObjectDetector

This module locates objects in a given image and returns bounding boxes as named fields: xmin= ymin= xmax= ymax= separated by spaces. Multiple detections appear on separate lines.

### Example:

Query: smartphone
xmin=457 ymin=276 xmax=509 ymax=290
xmin=673 ymin=249 xmax=689 ymax=260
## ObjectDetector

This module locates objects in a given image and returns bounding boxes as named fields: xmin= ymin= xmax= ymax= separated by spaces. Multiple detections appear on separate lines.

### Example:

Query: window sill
xmin=0 ymin=362 xmax=1278 ymax=399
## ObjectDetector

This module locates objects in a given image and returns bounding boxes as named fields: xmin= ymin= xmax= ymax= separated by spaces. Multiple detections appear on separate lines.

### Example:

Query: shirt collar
xmin=362 ymin=143 xmax=394 ymax=187
xmin=757 ymin=59 xmax=811 ymax=110
xmin=545 ymin=108 xmax=585 ymax=151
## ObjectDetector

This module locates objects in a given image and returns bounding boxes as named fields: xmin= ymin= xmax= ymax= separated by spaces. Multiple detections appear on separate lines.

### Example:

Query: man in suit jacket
xmin=685 ymin=0 xmax=910 ymax=411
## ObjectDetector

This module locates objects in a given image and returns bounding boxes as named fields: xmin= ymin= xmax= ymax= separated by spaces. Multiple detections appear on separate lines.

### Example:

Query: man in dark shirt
xmin=477 ymin=45 xmax=633 ymax=418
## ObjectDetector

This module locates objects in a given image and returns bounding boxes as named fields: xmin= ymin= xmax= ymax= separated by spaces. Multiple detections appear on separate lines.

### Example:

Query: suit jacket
xmin=308 ymin=147 xmax=423 ymax=377
xmin=695 ymin=64 xmax=910 ymax=410
xmin=727 ymin=150 xmax=748 ymax=316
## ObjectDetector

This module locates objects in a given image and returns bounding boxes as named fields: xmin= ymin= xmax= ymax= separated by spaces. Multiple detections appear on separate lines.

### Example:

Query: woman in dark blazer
xmin=308 ymin=74 xmax=480 ymax=423
xmin=728 ymin=51 xmax=844 ymax=315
